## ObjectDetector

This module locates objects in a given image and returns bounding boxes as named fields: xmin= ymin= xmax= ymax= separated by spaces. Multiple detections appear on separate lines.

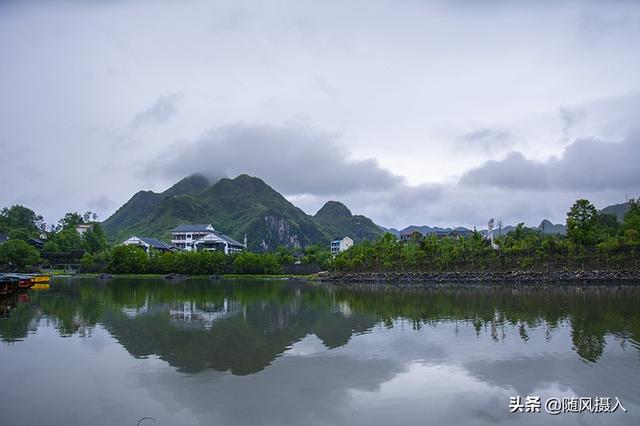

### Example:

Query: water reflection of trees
xmin=330 ymin=285 xmax=640 ymax=362
xmin=1 ymin=279 xmax=639 ymax=369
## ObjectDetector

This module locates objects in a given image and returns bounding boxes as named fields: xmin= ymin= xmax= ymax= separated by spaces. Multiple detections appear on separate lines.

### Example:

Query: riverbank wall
xmin=317 ymin=270 xmax=640 ymax=284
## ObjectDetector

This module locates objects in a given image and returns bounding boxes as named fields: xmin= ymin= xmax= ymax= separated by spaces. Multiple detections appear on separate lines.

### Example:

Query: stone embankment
xmin=316 ymin=270 xmax=640 ymax=285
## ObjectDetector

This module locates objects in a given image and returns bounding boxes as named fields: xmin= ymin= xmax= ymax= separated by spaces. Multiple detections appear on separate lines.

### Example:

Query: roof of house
xmin=214 ymin=231 xmax=244 ymax=247
xmin=137 ymin=237 xmax=175 ymax=250
xmin=190 ymin=230 xmax=244 ymax=247
xmin=27 ymin=237 xmax=45 ymax=247
xmin=172 ymin=224 xmax=214 ymax=233
xmin=400 ymin=230 xmax=423 ymax=237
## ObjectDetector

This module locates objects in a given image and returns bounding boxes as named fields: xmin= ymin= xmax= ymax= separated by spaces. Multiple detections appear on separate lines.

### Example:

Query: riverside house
xmin=330 ymin=236 xmax=354 ymax=256
xmin=171 ymin=224 xmax=245 ymax=254
xmin=122 ymin=236 xmax=177 ymax=253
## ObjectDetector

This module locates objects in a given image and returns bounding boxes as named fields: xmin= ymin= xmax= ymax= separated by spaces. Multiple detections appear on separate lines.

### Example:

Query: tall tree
xmin=622 ymin=199 xmax=640 ymax=244
xmin=57 ymin=212 xmax=84 ymax=231
xmin=0 ymin=205 xmax=43 ymax=233
xmin=82 ymin=223 xmax=109 ymax=253
xmin=0 ymin=239 xmax=41 ymax=270
xmin=566 ymin=199 xmax=600 ymax=246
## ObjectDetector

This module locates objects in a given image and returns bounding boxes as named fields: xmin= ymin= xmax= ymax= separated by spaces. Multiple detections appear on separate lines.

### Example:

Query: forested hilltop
xmin=102 ymin=174 xmax=384 ymax=250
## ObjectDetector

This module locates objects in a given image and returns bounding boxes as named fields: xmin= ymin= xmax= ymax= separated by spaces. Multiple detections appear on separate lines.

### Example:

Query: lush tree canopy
xmin=0 ymin=205 xmax=43 ymax=234
xmin=566 ymin=199 xmax=600 ymax=246
xmin=0 ymin=239 xmax=41 ymax=270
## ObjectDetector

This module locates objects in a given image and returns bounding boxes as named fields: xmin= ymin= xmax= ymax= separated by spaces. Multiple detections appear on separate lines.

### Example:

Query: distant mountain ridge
xmin=383 ymin=219 xmax=567 ymax=237
xmin=103 ymin=174 xmax=384 ymax=251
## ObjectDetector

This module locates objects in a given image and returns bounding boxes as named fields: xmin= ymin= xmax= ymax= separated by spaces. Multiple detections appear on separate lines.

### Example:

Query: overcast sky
xmin=1 ymin=0 xmax=639 ymax=229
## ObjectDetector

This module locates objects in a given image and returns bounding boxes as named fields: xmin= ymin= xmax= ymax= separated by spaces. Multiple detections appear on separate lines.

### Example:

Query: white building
xmin=122 ymin=236 xmax=177 ymax=253
xmin=171 ymin=224 xmax=245 ymax=254
xmin=331 ymin=236 xmax=354 ymax=256
xmin=76 ymin=224 xmax=93 ymax=235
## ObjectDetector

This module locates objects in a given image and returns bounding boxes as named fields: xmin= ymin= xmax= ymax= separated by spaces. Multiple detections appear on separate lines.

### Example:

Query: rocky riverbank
xmin=316 ymin=270 xmax=640 ymax=285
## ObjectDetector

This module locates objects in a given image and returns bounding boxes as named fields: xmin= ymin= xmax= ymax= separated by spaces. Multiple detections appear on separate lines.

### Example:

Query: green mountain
xmin=313 ymin=201 xmax=384 ymax=242
xmin=600 ymin=201 xmax=630 ymax=222
xmin=103 ymin=174 xmax=383 ymax=251
xmin=537 ymin=219 xmax=566 ymax=235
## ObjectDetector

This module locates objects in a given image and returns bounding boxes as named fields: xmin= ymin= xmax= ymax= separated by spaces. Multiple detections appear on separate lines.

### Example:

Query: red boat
xmin=0 ymin=275 xmax=19 ymax=296
xmin=0 ymin=274 xmax=35 ymax=290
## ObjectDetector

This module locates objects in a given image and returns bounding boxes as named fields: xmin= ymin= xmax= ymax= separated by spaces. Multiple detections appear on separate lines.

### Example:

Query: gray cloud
xmin=148 ymin=123 xmax=404 ymax=196
xmin=131 ymin=93 xmax=182 ymax=129
xmin=460 ymin=130 xmax=640 ymax=192
xmin=1 ymin=0 xmax=640 ymax=229
xmin=457 ymin=128 xmax=515 ymax=154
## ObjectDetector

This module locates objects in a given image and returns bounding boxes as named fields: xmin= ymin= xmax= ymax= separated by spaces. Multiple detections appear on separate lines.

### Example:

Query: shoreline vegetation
xmin=1 ymin=199 xmax=640 ymax=285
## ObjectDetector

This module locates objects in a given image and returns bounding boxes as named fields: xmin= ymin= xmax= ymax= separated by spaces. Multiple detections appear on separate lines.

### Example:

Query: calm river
xmin=1 ymin=278 xmax=639 ymax=425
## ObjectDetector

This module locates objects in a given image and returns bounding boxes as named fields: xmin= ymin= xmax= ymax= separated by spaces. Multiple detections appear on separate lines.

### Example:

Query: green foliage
xmin=82 ymin=223 xmax=108 ymax=253
xmin=334 ymin=201 xmax=640 ymax=272
xmin=233 ymin=252 xmax=282 ymax=274
xmin=597 ymin=213 xmax=619 ymax=236
xmin=0 ymin=204 xmax=44 ymax=233
xmin=623 ymin=199 xmax=640 ymax=236
xmin=80 ymin=252 xmax=94 ymax=268
xmin=105 ymin=245 xmax=288 ymax=275
xmin=51 ymin=229 xmax=84 ymax=252
xmin=57 ymin=212 xmax=84 ymax=231
xmin=0 ymin=239 xmax=41 ymax=270
xmin=273 ymin=246 xmax=294 ymax=265
xmin=8 ymin=227 xmax=32 ymax=241
xmin=302 ymin=244 xmax=332 ymax=269
xmin=42 ymin=240 xmax=61 ymax=253
xmin=624 ymin=229 xmax=639 ymax=245
xmin=108 ymin=245 xmax=148 ymax=274
xmin=566 ymin=199 xmax=601 ymax=246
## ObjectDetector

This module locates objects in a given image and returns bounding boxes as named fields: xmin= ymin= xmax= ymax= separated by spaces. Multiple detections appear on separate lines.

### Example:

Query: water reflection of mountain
xmin=1 ymin=279 xmax=640 ymax=372
xmin=102 ymin=296 xmax=377 ymax=375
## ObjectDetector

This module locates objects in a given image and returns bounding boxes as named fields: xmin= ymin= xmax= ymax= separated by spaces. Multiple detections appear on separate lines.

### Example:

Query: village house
xmin=122 ymin=236 xmax=177 ymax=253
xmin=75 ymin=223 xmax=94 ymax=235
xmin=171 ymin=224 xmax=245 ymax=254
xmin=400 ymin=230 xmax=423 ymax=242
xmin=331 ymin=236 xmax=354 ymax=256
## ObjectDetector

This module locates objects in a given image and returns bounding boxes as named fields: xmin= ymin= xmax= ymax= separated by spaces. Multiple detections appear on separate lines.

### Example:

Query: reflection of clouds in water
xmin=283 ymin=333 xmax=328 ymax=357
xmin=349 ymin=362 xmax=511 ymax=426
xmin=0 ymin=326 xmax=191 ymax=426
xmin=129 ymin=319 xmax=640 ymax=425
xmin=136 ymin=351 xmax=404 ymax=426
xmin=6 ymin=308 xmax=638 ymax=426
xmin=464 ymin=348 xmax=640 ymax=411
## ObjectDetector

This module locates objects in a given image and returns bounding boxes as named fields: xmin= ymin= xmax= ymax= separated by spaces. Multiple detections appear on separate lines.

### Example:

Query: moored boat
xmin=0 ymin=274 xmax=19 ymax=296
xmin=31 ymin=283 xmax=50 ymax=291
xmin=0 ymin=273 xmax=51 ymax=290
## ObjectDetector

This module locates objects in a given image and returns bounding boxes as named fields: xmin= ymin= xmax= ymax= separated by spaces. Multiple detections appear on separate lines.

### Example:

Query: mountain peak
xmin=163 ymin=174 xmax=210 ymax=197
xmin=537 ymin=219 xmax=566 ymax=235
xmin=103 ymin=173 xmax=383 ymax=249
xmin=315 ymin=201 xmax=352 ymax=218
